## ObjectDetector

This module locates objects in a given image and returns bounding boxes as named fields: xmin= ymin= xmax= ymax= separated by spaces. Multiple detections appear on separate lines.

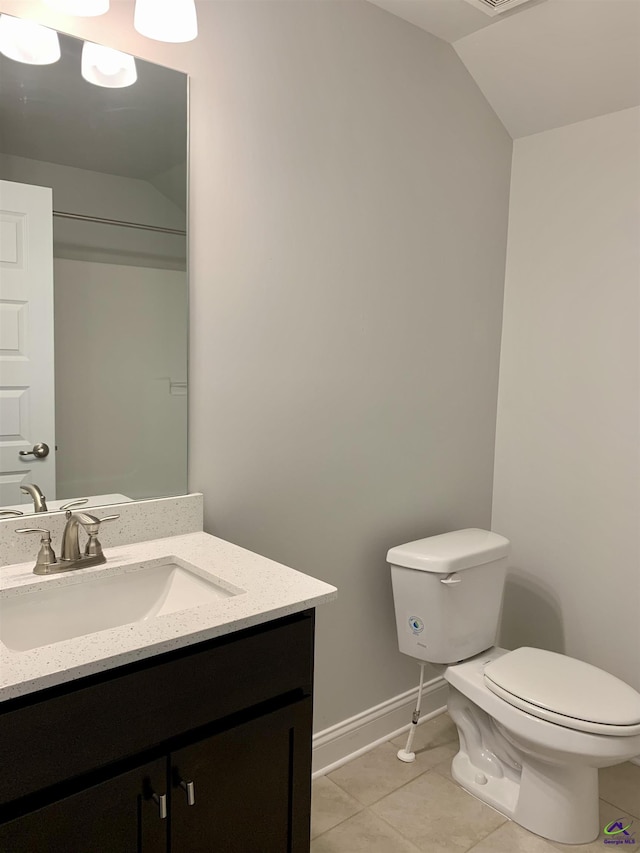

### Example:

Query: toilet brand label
xmin=408 ymin=616 xmax=424 ymax=635
xmin=603 ymin=819 xmax=636 ymax=845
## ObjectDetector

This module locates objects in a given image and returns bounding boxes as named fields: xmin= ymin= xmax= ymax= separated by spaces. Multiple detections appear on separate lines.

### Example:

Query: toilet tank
xmin=388 ymin=529 xmax=510 ymax=664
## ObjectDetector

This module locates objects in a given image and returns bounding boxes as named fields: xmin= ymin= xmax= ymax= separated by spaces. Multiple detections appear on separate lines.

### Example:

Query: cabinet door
xmin=0 ymin=757 xmax=167 ymax=853
xmin=170 ymin=697 xmax=312 ymax=853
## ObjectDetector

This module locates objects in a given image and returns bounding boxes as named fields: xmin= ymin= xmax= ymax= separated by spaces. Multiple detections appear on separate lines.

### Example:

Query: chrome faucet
xmin=20 ymin=483 xmax=48 ymax=513
xmin=60 ymin=510 xmax=117 ymax=562
xmin=60 ymin=511 xmax=97 ymax=561
xmin=17 ymin=510 xmax=119 ymax=575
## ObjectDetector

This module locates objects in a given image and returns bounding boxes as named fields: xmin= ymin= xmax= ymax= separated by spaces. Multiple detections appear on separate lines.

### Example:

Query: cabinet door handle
xmin=152 ymin=792 xmax=168 ymax=819
xmin=179 ymin=778 xmax=196 ymax=806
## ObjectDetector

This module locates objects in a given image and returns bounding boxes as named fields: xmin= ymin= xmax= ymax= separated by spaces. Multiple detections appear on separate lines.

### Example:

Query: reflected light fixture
xmin=0 ymin=15 xmax=61 ymax=64
xmin=42 ymin=0 xmax=109 ymax=15
xmin=134 ymin=0 xmax=198 ymax=43
xmin=81 ymin=41 xmax=137 ymax=88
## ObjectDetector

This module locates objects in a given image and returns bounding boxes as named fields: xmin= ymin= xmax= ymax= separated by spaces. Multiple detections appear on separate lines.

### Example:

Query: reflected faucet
xmin=20 ymin=484 xmax=48 ymax=513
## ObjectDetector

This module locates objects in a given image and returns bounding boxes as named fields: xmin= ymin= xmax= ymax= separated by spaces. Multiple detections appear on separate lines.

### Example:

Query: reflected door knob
xmin=19 ymin=443 xmax=50 ymax=459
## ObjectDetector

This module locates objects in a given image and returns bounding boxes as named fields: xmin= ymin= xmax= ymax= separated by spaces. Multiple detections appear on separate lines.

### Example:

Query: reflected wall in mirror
xmin=0 ymin=19 xmax=188 ymax=518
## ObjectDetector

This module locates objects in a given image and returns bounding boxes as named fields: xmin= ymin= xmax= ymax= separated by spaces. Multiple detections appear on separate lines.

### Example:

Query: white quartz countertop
xmin=0 ymin=531 xmax=337 ymax=702
xmin=0 ymin=493 xmax=131 ymax=515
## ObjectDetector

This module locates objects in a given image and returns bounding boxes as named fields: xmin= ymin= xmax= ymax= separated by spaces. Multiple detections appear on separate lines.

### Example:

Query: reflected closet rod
xmin=53 ymin=209 xmax=186 ymax=237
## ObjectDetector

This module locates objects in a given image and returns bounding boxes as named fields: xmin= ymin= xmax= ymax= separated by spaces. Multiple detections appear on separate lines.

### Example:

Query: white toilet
xmin=388 ymin=529 xmax=640 ymax=845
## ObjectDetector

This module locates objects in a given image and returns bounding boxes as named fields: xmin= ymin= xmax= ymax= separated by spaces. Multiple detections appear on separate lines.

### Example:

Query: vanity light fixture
xmin=134 ymin=0 xmax=198 ymax=43
xmin=42 ymin=0 xmax=109 ymax=15
xmin=0 ymin=15 xmax=61 ymax=64
xmin=81 ymin=41 xmax=137 ymax=88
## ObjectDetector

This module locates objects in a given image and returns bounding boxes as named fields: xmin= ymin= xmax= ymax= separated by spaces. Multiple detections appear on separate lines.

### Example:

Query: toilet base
xmin=448 ymin=687 xmax=600 ymax=844
xmin=451 ymin=750 xmax=599 ymax=844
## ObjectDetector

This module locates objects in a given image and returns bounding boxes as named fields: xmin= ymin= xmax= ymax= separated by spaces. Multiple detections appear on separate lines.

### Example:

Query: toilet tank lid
xmin=386 ymin=528 xmax=510 ymax=573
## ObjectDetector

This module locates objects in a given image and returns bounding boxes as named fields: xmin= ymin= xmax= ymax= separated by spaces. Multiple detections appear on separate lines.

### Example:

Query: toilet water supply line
xmin=397 ymin=663 xmax=425 ymax=763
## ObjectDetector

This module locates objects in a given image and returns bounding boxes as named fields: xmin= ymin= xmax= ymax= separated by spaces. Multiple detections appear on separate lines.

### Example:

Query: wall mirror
xmin=0 ymin=18 xmax=188 ymax=518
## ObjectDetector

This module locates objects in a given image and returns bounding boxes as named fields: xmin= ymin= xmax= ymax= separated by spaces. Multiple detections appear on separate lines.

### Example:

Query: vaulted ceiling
xmin=367 ymin=0 xmax=640 ymax=138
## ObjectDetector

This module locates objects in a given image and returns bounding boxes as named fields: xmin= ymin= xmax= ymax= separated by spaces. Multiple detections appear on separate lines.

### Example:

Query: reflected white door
xmin=0 ymin=179 xmax=56 ymax=508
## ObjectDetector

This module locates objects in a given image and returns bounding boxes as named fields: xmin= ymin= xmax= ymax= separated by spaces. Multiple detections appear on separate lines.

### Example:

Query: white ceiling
xmin=366 ymin=0 xmax=551 ymax=42
xmin=367 ymin=0 xmax=640 ymax=138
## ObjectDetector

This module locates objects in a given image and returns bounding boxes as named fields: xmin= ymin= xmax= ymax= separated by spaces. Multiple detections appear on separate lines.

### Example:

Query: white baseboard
xmin=311 ymin=678 xmax=640 ymax=777
xmin=312 ymin=675 xmax=448 ymax=778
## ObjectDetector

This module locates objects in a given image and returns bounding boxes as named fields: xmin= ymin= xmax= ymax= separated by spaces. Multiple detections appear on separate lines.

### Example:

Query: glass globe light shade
xmin=81 ymin=42 xmax=137 ymax=88
xmin=0 ymin=15 xmax=61 ymax=65
xmin=134 ymin=0 xmax=197 ymax=43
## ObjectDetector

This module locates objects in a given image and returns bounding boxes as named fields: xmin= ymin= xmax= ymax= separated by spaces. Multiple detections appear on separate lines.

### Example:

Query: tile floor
xmin=311 ymin=713 xmax=640 ymax=852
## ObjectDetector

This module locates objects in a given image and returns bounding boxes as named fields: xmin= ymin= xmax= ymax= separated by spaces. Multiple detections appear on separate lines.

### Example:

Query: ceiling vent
xmin=462 ymin=0 xmax=538 ymax=17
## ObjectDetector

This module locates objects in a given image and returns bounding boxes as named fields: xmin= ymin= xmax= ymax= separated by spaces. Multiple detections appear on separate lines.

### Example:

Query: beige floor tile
xmin=371 ymin=769 xmax=507 ymax=853
xmin=311 ymin=809 xmax=423 ymax=853
xmin=432 ymin=753 xmax=455 ymax=782
xmin=311 ymin=776 xmax=364 ymax=839
xmin=599 ymin=762 xmax=640 ymax=819
xmin=328 ymin=741 xmax=455 ymax=806
xmin=468 ymin=820 xmax=558 ymax=853
xmin=549 ymin=799 xmax=639 ymax=852
xmin=411 ymin=742 xmax=458 ymax=776
xmin=391 ymin=712 xmax=459 ymax=754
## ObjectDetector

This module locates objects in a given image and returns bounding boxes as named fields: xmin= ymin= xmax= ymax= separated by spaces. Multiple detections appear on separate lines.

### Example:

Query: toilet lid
xmin=484 ymin=648 xmax=640 ymax=735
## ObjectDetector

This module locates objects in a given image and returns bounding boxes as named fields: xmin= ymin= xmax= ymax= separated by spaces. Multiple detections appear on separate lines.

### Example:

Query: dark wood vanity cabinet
xmin=0 ymin=610 xmax=315 ymax=853
xmin=170 ymin=699 xmax=312 ymax=852
xmin=0 ymin=758 xmax=168 ymax=852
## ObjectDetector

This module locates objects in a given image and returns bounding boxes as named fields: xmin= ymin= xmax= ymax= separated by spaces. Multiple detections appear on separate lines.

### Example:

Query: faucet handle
xmin=16 ymin=527 xmax=58 ymax=574
xmin=77 ymin=513 xmax=119 ymax=534
xmin=59 ymin=498 xmax=89 ymax=511
xmin=82 ymin=514 xmax=119 ymax=559
xmin=0 ymin=510 xmax=24 ymax=517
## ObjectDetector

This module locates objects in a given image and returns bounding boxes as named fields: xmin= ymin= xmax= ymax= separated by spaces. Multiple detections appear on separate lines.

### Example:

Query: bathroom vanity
xmin=0 ymin=514 xmax=336 ymax=852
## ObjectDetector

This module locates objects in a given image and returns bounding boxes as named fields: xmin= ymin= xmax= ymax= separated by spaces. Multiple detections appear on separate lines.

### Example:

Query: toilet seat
xmin=484 ymin=648 xmax=640 ymax=736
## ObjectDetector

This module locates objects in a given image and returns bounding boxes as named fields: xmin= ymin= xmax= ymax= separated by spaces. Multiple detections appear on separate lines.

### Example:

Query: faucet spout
xmin=20 ymin=483 xmax=48 ymax=513
xmin=60 ymin=510 xmax=99 ymax=562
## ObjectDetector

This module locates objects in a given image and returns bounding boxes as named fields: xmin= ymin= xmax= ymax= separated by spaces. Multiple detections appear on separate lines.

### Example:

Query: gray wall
xmin=187 ymin=1 xmax=512 ymax=729
xmin=54 ymin=258 xmax=188 ymax=502
xmin=1 ymin=0 xmax=513 ymax=729
xmin=493 ymin=107 xmax=640 ymax=692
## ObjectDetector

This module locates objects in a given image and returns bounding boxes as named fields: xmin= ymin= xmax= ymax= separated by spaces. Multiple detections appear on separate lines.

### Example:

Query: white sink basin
xmin=0 ymin=557 xmax=244 ymax=652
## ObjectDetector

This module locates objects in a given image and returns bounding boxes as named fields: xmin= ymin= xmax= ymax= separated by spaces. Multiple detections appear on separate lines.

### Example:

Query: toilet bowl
xmin=388 ymin=529 xmax=640 ymax=844
xmin=445 ymin=647 xmax=640 ymax=844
